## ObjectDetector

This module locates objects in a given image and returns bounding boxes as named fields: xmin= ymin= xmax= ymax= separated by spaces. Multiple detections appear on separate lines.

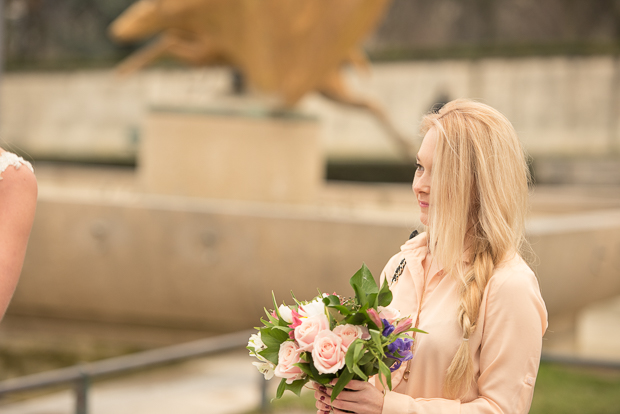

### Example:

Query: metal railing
xmin=0 ymin=329 xmax=269 ymax=414
xmin=541 ymin=353 xmax=620 ymax=370
xmin=3 ymin=330 xmax=618 ymax=414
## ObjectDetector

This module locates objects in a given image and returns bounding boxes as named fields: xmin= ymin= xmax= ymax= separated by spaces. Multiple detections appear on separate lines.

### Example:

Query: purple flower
xmin=382 ymin=319 xmax=395 ymax=336
xmin=386 ymin=337 xmax=414 ymax=372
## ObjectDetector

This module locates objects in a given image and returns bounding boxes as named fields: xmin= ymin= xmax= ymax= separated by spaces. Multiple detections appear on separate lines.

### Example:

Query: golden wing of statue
xmin=109 ymin=0 xmax=415 ymax=158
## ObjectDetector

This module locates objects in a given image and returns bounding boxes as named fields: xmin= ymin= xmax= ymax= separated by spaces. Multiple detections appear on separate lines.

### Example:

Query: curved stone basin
xmin=9 ymin=164 xmax=620 ymax=334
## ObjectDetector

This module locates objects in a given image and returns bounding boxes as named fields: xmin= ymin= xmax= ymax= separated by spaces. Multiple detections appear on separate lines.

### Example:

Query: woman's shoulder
xmin=487 ymin=252 xmax=543 ymax=302
xmin=0 ymin=149 xmax=37 ymax=197
xmin=0 ymin=150 xmax=34 ymax=175
xmin=483 ymin=252 xmax=548 ymax=334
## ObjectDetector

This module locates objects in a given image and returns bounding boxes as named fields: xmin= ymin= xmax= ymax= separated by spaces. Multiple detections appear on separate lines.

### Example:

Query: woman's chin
xmin=419 ymin=214 xmax=428 ymax=226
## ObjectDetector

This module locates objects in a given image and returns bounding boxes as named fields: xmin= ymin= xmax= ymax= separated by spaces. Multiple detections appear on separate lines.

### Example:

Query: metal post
xmin=260 ymin=375 xmax=270 ymax=413
xmin=75 ymin=372 xmax=89 ymax=414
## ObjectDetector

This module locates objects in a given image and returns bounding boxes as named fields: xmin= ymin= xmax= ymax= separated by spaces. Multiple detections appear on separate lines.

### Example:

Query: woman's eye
xmin=415 ymin=163 xmax=424 ymax=173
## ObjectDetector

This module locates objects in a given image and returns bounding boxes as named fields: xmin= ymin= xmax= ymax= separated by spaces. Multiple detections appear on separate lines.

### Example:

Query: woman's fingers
xmin=329 ymin=380 xmax=384 ymax=414
xmin=330 ymin=399 xmax=354 ymax=413
xmin=315 ymin=397 xmax=332 ymax=413
xmin=313 ymin=382 xmax=332 ymax=413
xmin=341 ymin=379 xmax=367 ymax=391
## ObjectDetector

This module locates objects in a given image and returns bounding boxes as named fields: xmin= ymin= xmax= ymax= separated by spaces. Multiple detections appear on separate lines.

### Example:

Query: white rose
xmin=299 ymin=295 xmax=327 ymax=318
xmin=253 ymin=360 xmax=276 ymax=380
xmin=278 ymin=304 xmax=294 ymax=323
xmin=378 ymin=306 xmax=401 ymax=325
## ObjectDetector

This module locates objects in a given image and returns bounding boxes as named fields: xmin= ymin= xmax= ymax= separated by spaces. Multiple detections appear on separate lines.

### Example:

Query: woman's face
xmin=412 ymin=127 xmax=437 ymax=226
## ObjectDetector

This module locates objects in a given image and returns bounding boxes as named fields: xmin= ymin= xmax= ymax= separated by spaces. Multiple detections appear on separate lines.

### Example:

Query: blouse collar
xmin=400 ymin=231 xmax=473 ymax=265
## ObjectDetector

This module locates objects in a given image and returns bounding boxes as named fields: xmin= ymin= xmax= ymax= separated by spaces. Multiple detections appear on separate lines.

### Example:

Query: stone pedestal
xmin=139 ymin=106 xmax=322 ymax=204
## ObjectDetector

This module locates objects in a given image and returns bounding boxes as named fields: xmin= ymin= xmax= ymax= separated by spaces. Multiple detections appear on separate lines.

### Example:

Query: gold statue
xmin=109 ymin=0 xmax=414 ymax=158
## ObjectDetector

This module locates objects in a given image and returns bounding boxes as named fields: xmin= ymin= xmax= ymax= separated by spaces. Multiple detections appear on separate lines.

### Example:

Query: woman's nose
xmin=413 ymin=176 xmax=429 ymax=194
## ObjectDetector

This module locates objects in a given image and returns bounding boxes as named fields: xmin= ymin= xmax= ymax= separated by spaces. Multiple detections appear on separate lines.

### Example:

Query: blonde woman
xmin=314 ymin=99 xmax=547 ymax=414
xmin=0 ymin=148 xmax=37 ymax=321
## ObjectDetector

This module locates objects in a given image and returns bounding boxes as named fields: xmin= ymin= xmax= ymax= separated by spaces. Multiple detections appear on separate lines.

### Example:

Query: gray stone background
xmin=1 ymin=2 xmax=620 ymax=413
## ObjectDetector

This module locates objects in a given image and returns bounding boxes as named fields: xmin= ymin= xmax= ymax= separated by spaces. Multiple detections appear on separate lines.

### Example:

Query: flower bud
xmin=393 ymin=318 xmax=413 ymax=335
xmin=367 ymin=308 xmax=383 ymax=330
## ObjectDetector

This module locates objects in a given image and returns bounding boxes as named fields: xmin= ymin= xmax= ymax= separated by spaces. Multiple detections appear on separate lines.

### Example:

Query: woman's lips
xmin=419 ymin=200 xmax=429 ymax=208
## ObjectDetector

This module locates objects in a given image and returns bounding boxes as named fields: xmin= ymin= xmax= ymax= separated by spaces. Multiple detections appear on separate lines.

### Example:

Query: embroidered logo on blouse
xmin=390 ymin=230 xmax=418 ymax=285
xmin=391 ymin=258 xmax=406 ymax=284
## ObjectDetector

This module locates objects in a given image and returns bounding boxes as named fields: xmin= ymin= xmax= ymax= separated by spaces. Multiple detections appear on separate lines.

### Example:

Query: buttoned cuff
xmin=382 ymin=391 xmax=461 ymax=414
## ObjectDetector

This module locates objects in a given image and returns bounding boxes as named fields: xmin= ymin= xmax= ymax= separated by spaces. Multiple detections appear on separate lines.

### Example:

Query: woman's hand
xmin=313 ymin=380 xmax=384 ymax=414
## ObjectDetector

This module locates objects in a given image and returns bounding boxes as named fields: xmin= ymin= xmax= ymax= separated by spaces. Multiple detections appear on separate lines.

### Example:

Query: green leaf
xmin=272 ymin=325 xmax=293 ymax=334
xmin=275 ymin=378 xmax=287 ymax=399
xmin=323 ymin=295 xmax=341 ymax=306
xmin=326 ymin=304 xmax=352 ymax=315
xmin=358 ymin=352 xmax=374 ymax=366
xmin=259 ymin=317 xmax=274 ymax=328
xmin=264 ymin=308 xmax=278 ymax=325
xmin=352 ymin=363 xmax=368 ymax=381
xmin=353 ymin=341 xmax=364 ymax=363
xmin=369 ymin=329 xmax=383 ymax=353
xmin=272 ymin=292 xmax=280 ymax=316
xmin=327 ymin=307 xmax=347 ymax=324
xmin=378 ymin=278 xmax=393 ymax=307
xmin=344 ymin=312 xmax=367 ymax=325
xmin=367 ymin=293 xmax=378 ymax=309
xmin=258 ymin=328 xmax=289 ymax=365
xmin=349 ymin=264 xmax=378 ymax=307
xmin=362 ymin=361 xmax=377 ymax=377
xmin=331 ymin=367 xmax=354 ymax=402
xmin=378 ymin=359 xmax=393 ymax=390
xmin=376 ymin=368 xmax=387 ymax=390
xmin=345 ymin=344 xmax=356 ymax=373
xmin=257 ymin=347 xmax=279 ymax=366
xmin=295 ymin=361 xmax=314 ymax=377
xmin=285 ymin=379 xmax=307 ymax=396
xmin=267 ymin=327 xmax=290 ymax=343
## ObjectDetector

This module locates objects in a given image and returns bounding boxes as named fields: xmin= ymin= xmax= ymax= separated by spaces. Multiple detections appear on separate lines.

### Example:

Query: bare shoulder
xmin=0 ymin=150 xmax=38 ymax=202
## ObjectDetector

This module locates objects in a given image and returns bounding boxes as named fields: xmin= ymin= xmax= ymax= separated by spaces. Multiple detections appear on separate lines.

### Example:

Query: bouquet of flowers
xmin=248 ymin=264 xmax=425 ymax=401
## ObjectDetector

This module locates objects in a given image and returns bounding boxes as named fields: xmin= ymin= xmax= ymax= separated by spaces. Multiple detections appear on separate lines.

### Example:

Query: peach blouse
xmin=377 ymin=232 xmax=547 ymax=414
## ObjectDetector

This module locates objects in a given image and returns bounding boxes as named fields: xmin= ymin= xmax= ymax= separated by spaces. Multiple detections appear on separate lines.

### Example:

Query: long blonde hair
xmin=421 ymin=99 xmax=530 ymax=398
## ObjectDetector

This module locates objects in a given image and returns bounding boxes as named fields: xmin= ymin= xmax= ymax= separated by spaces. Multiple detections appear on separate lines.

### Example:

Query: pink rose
xmin=274 ymin=341 xmax=306 ymax=384
xmin=312 ymin=330 xmax=346 ymax=374
xmin=294 ymin=314 xmax=329 ymax=351
xmin=333 ymin=324 xmax=364 ymax=349
xmin=378 ymin=306 xmax=401 ymax=325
